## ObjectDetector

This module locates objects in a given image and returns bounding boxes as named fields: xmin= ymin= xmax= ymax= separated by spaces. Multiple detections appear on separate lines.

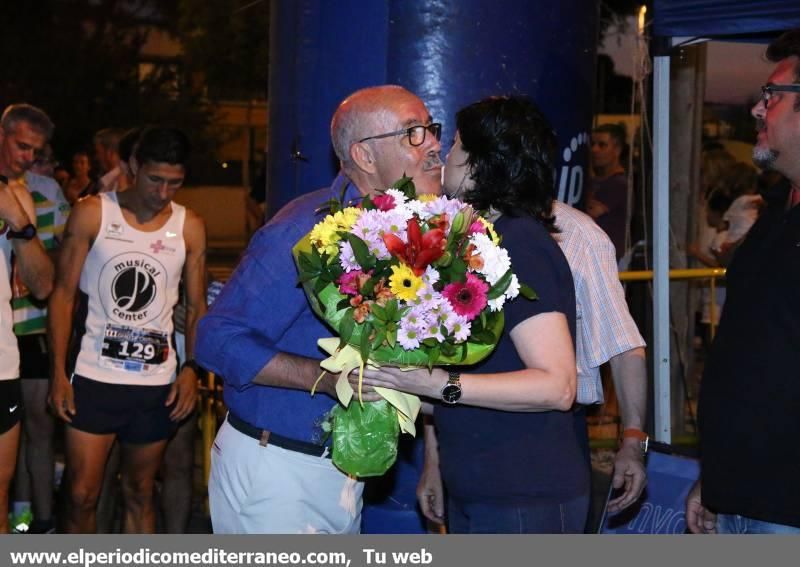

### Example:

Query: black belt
xmin=226 ymin=412 xmax=331 ymax=458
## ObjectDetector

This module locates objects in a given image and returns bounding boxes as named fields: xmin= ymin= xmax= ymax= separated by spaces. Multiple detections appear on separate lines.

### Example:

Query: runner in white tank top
xmin=73 ymin=191 xmax=186 ymax=386
xmin=47 ymin=127 xmax=207 ymax=534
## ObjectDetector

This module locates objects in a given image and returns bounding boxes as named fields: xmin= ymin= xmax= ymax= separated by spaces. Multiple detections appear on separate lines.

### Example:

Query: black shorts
xmin=69 ymin=374 xmax=177 ymax=444
xmin=0 ymin=379 xmax=23 ymax=435
xmin=17 ymin=334 xmax=50 ymax=379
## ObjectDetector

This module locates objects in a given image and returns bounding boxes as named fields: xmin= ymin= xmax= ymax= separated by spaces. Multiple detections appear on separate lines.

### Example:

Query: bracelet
xmin=622 ymin=428 xmax=649 ymax=455
xmin=622 ymin=428 xmax=648 ymax=441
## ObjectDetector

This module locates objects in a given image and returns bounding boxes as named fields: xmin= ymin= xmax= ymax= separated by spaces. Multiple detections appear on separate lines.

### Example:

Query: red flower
xmin=372 ymin=193 xmax=396 ymax=211
xmin=383 ymin=218 xmax=446 ymax=276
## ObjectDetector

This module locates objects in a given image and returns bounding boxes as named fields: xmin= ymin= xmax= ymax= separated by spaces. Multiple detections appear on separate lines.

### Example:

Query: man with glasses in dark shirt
xmin=196 ymin=85 xmax=442 ymax=533
xmin=686 ymin=29 xmax=800 ymax=535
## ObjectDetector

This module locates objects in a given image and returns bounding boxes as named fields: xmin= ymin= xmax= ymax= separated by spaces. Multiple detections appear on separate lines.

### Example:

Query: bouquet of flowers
xmin=293 ymin=176 xmax=535 ymax=476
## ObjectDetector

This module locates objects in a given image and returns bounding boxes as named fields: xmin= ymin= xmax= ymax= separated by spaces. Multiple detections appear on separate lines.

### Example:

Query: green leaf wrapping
xmin=330 ymin=399 xmax=399 ymax=477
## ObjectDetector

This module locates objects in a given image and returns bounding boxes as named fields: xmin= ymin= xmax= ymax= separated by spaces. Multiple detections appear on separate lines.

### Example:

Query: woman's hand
xmin=347 ymin=366 xmax=447 ymax=400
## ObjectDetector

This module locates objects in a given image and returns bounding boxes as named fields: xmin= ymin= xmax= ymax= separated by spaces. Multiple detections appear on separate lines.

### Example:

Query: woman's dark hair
xmin=456 ymin=96 xmax=557 ymax=232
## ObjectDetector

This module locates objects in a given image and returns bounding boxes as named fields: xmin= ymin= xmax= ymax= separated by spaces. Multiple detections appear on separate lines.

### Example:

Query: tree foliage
xmin=0 ymin=0 xmax=222 ymax=181
xmin=177 ymin=0 xmax=270 ymax=101
xmin=599 ymin=0 xmax=646 ymax=44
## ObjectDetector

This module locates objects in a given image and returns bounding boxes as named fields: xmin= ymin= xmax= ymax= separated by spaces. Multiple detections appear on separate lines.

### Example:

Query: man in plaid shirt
xmin=553 ymin=200 xmax=648 ymax=515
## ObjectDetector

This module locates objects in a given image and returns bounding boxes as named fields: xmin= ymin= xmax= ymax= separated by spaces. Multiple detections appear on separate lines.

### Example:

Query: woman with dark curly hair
xmin=447 ymin=96 xmax=558 ymax=232
xmin=356 ymin=96 xmax=587 ymax=533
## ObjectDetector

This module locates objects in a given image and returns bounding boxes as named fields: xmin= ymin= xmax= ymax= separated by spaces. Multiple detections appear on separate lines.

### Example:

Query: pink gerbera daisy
xmin=441 ymin=273 xmax=489 ymax=321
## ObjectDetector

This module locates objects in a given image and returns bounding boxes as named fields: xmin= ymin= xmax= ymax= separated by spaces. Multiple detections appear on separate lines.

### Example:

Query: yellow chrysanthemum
xmin=308 ymin=207 xmax=363 ymax=255
xmin=478 ymin=217 xmax=500 ymax=245
xmin=336 ymin=207 xmax=362 ymax=229
xmin=388 ymin=264 xmax=423 ymax=302
xmin=417 ymin=194 xmax=438 ymax=203
xmin=309 ymin=216 xmax=341 ymax=256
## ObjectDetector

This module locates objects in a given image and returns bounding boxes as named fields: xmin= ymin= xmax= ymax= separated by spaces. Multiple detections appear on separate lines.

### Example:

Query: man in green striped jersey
xmin=5 ymin=104 xmax=69 ymax=534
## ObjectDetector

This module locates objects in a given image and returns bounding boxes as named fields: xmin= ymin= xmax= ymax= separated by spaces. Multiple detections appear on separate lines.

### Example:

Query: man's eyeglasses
xmin=760 ymin=84 xmax=800 ymax=107
xmin=358 ymin=123 xmax=442 ymax=147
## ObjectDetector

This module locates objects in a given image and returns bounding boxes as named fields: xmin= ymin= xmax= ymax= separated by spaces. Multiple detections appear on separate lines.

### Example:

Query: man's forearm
xmin=422 ymin=416 xmax=439 ymax=463
xmin=47 ymin=288 xmax=75 ymax=381
xmin=183 ymin=302 xmax=206 ymax=360
xmin=14 ymin=238 xmax=54 ymax=299
xmin=252 ymin=352 xmax=328 ymax=394
xmin=609 ymin=346 xmax=647 ymax=431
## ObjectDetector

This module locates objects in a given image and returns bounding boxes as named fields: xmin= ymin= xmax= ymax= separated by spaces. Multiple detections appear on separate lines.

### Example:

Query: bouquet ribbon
xmin=316 ymin=338 xmax=421 ymax=436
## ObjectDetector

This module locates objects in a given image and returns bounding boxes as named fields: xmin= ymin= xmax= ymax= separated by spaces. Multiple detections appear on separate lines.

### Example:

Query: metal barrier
xmin=588 ymin=267 xmax=727 ymax=448
xmin=619 ymin=267 xmax=726 ymax=338
xmin=197 ymin=371 xmax=224 ymax=514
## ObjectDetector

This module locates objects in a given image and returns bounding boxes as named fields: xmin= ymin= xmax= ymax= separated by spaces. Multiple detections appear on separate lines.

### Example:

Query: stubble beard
xmin=752 ymin=145 xmax=779 ymax=170
xmin=753 ymin=119 xmax=779 ymax=170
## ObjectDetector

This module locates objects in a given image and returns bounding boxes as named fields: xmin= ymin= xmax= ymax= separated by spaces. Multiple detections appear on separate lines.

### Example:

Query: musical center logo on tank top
xmin=98 ymin=252 xmax=167 ymax=326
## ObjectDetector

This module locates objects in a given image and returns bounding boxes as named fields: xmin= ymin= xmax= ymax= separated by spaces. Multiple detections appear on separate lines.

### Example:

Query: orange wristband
xmin=622 ymin=428 xmax=648 ymax=441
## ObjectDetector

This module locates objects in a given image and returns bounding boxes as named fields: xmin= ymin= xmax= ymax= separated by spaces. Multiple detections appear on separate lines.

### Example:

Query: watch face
xmin=441 ymin=383 xmax=462 ymax=404
xmin=8 ymin=223 xmax=36 ymax=240
xmin=20 ymin=224 xmax=36 ymax=239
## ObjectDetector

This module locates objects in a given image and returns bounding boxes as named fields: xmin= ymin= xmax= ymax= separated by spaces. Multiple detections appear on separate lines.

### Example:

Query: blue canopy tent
xmin=654 ymin=0 xmax=800 ymax=39
xmin=650 ymin=1 xmax=800 ymax=442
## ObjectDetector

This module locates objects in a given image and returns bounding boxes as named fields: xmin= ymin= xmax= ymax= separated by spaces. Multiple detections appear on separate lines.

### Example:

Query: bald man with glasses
xmin=196 ymin=85 xmax=443 ymax=534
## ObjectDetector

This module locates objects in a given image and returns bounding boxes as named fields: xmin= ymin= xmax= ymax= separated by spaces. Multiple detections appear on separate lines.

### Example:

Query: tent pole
xmin=653 ymin=54 xmax=671 ymax=444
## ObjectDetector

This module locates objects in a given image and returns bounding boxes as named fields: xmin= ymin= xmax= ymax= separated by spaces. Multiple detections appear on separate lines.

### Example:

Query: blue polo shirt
xmin=196 ymin=173 xmax=361 ymax=443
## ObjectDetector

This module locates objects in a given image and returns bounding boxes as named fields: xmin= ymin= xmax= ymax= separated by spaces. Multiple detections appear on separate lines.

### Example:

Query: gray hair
xmin=330 ymin=85 xmax=410 ymax=165
xmin=1 ymin=104 xmax=55 ymax=139
xmin=93 ymin=128 xmax=125 ymax=152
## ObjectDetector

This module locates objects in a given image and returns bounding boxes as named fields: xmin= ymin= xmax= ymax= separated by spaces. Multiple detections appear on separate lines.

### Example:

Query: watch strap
xmin=7 ymin=223 xmax=36 ymax=241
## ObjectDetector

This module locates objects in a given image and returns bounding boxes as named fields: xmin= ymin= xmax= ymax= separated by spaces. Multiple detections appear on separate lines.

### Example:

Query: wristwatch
xmin=7 ymin=223 xmax=37 ymax=241
xmin=440 ymin=370 xmax=462 ymax=405
xmin=622 ymin=428 xmax=649 ymax=455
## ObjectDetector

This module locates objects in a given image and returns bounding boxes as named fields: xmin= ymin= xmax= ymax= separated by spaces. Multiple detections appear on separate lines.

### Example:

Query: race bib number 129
xmin=100 ymin=323 xmax=170 ymax=373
